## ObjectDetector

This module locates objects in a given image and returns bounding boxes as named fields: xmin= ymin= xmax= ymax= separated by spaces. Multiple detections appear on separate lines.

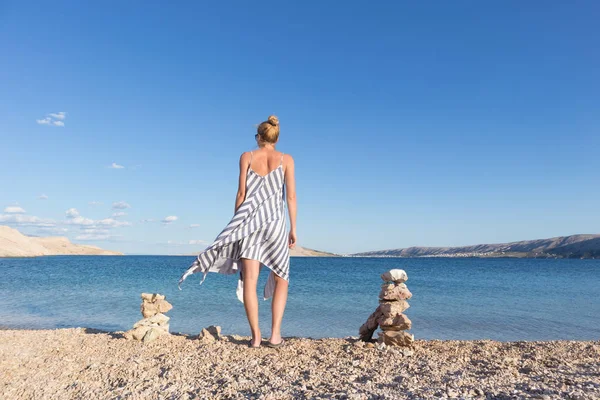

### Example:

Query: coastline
xmin=1 ymin=328 xmax=598 ymax=399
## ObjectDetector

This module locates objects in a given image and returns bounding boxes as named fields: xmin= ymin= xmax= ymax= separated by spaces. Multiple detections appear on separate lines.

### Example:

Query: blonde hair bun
xmin=257 ymin=115 xmax=281 ymax=144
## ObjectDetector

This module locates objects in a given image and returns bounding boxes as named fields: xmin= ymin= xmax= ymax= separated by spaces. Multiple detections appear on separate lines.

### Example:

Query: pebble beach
xmin=1 ymin=328 xmax=599 ymax=399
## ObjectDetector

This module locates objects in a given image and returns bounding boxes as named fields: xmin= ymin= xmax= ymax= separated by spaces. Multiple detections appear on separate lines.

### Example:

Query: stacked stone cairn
xmin=123 ymin=293 xmax=173 ymax=343
xmin=359 ymin=269 xmax=414 ymax=347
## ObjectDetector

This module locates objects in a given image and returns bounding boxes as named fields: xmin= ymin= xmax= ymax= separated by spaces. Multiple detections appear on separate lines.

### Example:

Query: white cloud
xmin=37 ymin=226 xmax=69 ymax=234
xmin=36 ymin=112 xmax=66 ymax=127
xmin=109 ymin=163 xmax=124 ymax=169
xmin=0 ymin=213 xmax=56 ymax=228
xmin=189 ymin=239 xmax=208 ymax=245
xmin=69 ymin=216 xmax=95 ymax=226
xmin=162 ymin=216 xmax=178 ymax=224
xmin=39 ymin=194 xmax=49 ymax=200
xmin=96 ymin=218 xmax=131 ymax=228
xmin=189 ymin=224 xmax=201 ymax=228
xmin=65 ymin=208 xmax=80 ymax=218
xmin=65 ymin=208 xmax=95 ymax=226
xmin=89 ymin=201 xmax=103 ymax=206
xmin=112 ymin=211 xmax=127 ymax=218
xmin=36 ymin=117 xmax=52 ymax=125
xmin=80 ymin=227 xmax=110 ymax=235
xmin=4 ymin=206 xmax=26 ymax=214
xmin=112 ymin=201 xmax=131 ymax=210
xmin=49 ymin=112 xmax=66 ymax=120
xmin=75 ymin=233 xmax=111 ymax=241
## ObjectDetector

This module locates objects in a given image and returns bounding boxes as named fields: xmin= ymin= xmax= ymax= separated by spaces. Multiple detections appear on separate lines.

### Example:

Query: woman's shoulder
xmin=282 ymin=152 xmax=294 ymax=167
xmin=239 ymin=151 xmax=252 ymax=165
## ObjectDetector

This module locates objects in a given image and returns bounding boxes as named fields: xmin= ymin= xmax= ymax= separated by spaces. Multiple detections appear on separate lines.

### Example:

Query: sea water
xmin=0 ymin=256 xmax=599 ymax=341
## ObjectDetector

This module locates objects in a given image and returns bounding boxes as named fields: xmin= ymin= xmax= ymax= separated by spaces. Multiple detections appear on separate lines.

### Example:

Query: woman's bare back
xmin=248 ymin=148 xmax=286 ymax=177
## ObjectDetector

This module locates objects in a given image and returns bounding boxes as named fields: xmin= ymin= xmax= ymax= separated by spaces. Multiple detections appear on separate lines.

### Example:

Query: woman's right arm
xmin=234 ymin=152 xmax=251 ymax=214
xmin=284 ymin=154 xmax=297 ymax=249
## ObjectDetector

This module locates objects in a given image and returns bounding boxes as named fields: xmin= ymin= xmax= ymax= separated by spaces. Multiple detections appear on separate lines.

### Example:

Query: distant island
xmin=0 ymin=225 xmax=123 ymax=257
xmin=289 ymin=245 xmax=338 ymax=257
xmin=353 ymin=234 xmax=600 ymax=259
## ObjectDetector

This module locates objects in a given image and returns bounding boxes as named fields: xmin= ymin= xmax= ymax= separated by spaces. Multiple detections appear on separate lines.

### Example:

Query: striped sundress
xmin=178 ymin=152 xmax=290 ymax=303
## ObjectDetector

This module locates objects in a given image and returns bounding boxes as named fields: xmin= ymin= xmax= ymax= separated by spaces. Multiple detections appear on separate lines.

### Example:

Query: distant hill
xmin=289 ymin=245 xmax=338 ymax=257
xmin=353 ymin=234 xmax=600 ymax=259
xmin=0 ymin=225 xmax=123 ymax=257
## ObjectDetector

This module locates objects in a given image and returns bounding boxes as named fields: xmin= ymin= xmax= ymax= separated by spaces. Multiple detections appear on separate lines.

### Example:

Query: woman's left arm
xmin=234 ymin=152 xmax=251 ymax=213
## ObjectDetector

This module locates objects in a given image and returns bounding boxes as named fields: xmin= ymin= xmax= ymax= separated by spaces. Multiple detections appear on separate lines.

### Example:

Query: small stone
xmin=377 ymin=330 xmax=414 ymax=347
xmin=141 ymin=301 xmax=159 ymax=318
xmin=519 ymin=366 xmax=533 ymax=374
xmin=141 ymin=293 xmax=154 ymax=301
xmin=206 ymin=325 xmax=221 ymax=339
xmin=379 ymin=283 xmax=412 ymax=301
xmin=401 ymin=348 xmax=414 ymax=357
xmin=142 ymin=327 xmax=164 ymax=343
xmin=378 ymin=300 xmax=410 ymax=316
xmin=133 ymin=313 xmax=170 ymax=329
xmin=130 ymin=326 xmax=151 ymax=341
xmin=379 ymin=313 xmax=412 ymax=331
xmin=365 ymin=342 xmax=375 ymax=348
xmin=147 ymin=313 xmax=170 ymax=326
xmin=353 ymin=341 xmax=365 ymax=348
xmin=141 ymin=293 xmax=166 ymax=301
xmin=380 ymin=269 xmax=408 ymax=283
xmin=154 ymin=299 xmax=173 ymax=313
xmin=358 ymin=306 xmax=382 ymax=341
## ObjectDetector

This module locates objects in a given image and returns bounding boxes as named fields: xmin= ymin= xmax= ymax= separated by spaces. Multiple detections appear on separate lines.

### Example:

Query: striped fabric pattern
xmin=178 ymin=155 xmax=290 ymax=303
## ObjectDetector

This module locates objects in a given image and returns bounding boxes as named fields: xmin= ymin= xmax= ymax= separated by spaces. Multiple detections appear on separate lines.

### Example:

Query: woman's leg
xmin=269 ymin=273 xmax=289 ymax=344
xmin=241 ymin=258 xmax=261 ymax=346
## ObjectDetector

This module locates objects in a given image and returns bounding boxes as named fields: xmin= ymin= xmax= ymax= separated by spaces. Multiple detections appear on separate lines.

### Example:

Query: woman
xmin=179 ymin=115 xmax=297 ymax=348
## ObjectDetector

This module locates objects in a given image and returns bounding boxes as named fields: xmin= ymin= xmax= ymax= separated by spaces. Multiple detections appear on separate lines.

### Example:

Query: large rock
xmin=379 ymin=300 xmax=410 ymax=316
xmin=379 ymin=283 xmax=412 ymax=301
xmin=133 ymin=313 xmax=170 ymax=329
xmin=377 ymin=330 xmax=414 ymax=347
xmin=358 ymin=306 xmax=382 ymax=342
xmin=381 ymin=269 xmax=408 ymax=283
xmin=142 ymin=327 xmax=167 ymax=343
xmin=130 ymin=326 xmax=151 ymax=341
xmin=155 ymin=299 xmax=173 ymax=313
xmin=378 ymin=313 xmax=412 ymax=331
xmin=141 ymin=301 xmax=159 ymax=318
xmin=198 ymin=325 xmax=222 ymax=343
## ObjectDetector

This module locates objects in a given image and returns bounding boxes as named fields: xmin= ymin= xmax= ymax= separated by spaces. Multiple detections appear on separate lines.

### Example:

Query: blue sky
xmin=1 ymin=1 xmax=598 ymax=255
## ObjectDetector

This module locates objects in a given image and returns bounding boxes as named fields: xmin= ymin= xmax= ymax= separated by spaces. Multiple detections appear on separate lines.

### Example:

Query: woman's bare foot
xmin=250 ymin=333 xmax=262 ymax=347
xmin=268 ymin=334 xmax=282 ymax=345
